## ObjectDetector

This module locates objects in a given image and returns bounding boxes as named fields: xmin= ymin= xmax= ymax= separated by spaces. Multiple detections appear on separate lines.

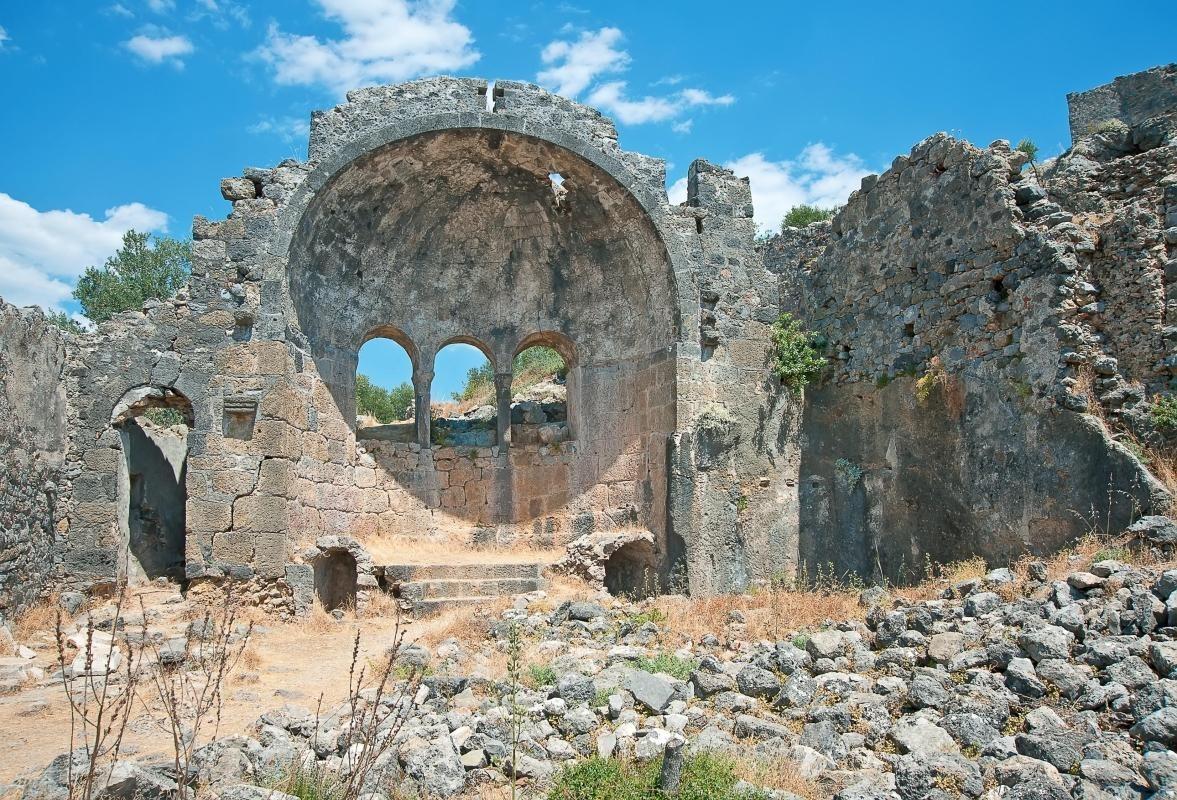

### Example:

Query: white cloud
xmin=537 ymin=27 xmax=734 ymax=127
xmin=666 ymin=144 xmax=872 ymax=234
xmin=191 ymin=0 xmax=250 ymax=29
xmin=537 ymin=27 xmax=627 ymax=97
xmin=248 ymin=115 xmax=311 ymax=143
xmin=0 ymin=193 xmax=168 ymax=312
xmin=108 ymin=4 xmax=134 ymax=17
xmin=679 ymin=88 xmax=734 ymax=107
xmin=146 ymin=0 xmax=175 ymax=12
xmin=671 ymin=119 xmax=693 ymax=134
xmin=260 ymin=0 xmax=480 ymax=96
xmin=586 ymin=81 xmax=678 ymax=124
xmin=0 ymin=25 xmax=9 ymax=48
xmin=123 ymin=30 xmax=194 ymax=65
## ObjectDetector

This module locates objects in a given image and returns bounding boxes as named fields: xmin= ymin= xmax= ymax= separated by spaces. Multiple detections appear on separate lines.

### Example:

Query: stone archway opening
xmin=356 ymin=331 xmax=416 ymax=443
xmin=431 ymin=340 xmax=497 ymax=447
xmin=512 ymin=336 xmax=572 ymax=446
xmin=603 ymin=538 xmax=659 ymax=598
xmin=313 ymin=549 xmax=358 ymax=611
xmin=110 ymin=386 xmax=193 ymax=584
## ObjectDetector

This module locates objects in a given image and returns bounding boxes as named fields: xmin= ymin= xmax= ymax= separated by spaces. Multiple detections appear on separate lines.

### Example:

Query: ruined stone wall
xmin=1067 ymin=62 xmax=1176 ymax=143
xmin=0 ymin=304 xmax=68 ymax=613
xmin=768 ymin=85 xmax=1175 ymax=581
xmin=36 ymin=77 xmax=780 ymax=598
xmin=670 ymin=161 xmax=800 ymax=593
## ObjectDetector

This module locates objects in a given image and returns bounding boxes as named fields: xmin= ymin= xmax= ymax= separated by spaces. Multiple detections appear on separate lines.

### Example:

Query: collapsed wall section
xmin=0 ymin=304 xmax=69 ymax=613
xmin=769 ymin=114 xmax=1174 ymax=581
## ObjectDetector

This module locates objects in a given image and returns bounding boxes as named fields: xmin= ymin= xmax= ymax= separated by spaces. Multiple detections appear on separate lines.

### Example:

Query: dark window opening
xmin=603 ymin=539 xmax=659 ymax=598
xmin=314 ymin=550 xmax=358 ymax=612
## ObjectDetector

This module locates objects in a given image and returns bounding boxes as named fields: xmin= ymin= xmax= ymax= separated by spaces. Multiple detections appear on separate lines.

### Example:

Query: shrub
xmin=46 ymin=310 xmax=85 ymax=334
xmin=635 ymin=653 xmax=696 ymax=681
xmin=74 ymin=230 xmax=190 ymax=323
xmin=1152 ymin=395 xmax=1177 ymax=430
xmin=1090 ymin=118 xmax=1129 ymax=135
xmin=356 ymin=374 xmax=413 ymax=422
xmin=143 ymin=407 xmax=186 ymax=427
xmin=547 ymin=753 xmax=768 ymax=800
xmin=455 ymin=362 xmax=495 ymax=403
xmin=1015 ymin=138 xmax=1039 ymax=162
xmin=770 ymin=313 xmax=826 ymax=394
xmin=526 ymin=663 xmax=558 ymax=688
xmin=781 ymin=204 xmax=837 ymax=230
xmin=272 ymin=758 xmax=342 ymax=800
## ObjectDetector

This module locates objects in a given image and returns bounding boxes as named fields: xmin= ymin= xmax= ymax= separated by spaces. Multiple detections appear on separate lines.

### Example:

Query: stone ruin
xmin=1 ymin=64 xmax=1176 ymax=616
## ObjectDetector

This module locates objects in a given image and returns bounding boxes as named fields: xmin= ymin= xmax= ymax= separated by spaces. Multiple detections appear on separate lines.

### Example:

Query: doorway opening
xmin=111 ymin=386 xmax=193 ymax=584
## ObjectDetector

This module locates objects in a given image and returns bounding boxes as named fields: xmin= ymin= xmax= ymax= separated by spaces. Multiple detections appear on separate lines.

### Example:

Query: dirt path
xmin=0 ymin=593 xmax=448 ymax=786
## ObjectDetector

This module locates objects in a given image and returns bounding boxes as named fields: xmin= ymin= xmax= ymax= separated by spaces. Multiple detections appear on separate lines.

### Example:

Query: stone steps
xmin=381 ymin=561 xmax=550 ymax=615
xmin=383 ymin=562 xmax=545 ymax=582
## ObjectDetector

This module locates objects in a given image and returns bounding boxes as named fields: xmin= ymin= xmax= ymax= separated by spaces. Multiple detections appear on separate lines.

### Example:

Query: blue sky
xmin=1 ymin=1 xmax=1174 ymax=398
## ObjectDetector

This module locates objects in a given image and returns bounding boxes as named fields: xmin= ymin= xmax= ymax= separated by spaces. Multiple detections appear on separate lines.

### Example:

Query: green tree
xmin=73 ymin=230 xmax=191 ymax=323
xmin=770 ymin=313 xmax=826 ymax=395
xmin=455 ymin=362 xmax=495 ymax=403
xmin=781 ymin=204 xmax=837 ymax=230
xmin=356 ymin=374 xmax=413 ymax=423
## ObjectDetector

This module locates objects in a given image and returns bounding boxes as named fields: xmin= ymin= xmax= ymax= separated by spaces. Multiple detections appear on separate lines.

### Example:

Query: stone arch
xmin=281 ymin=111 xmax=680 ymax=554
xmin=514 ymin=330 xmax=577 ymax=368
xmin=438 ymin=334 xmax=496 ymax=369
xmin=108 ymin=384 xmax=194 ymax=584
xmin=361 ymin=324 xmax=420 ymax=371
xmin=431 ymin=337 xmax=498 ymax=447
xmin=603 ymin=537 xmax=659 ymax=598
xmin=356 ymin=325 xmax=419 ymax=443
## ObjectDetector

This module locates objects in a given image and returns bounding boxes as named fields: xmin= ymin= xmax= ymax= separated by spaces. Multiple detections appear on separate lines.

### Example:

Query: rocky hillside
xmin=14 ymin=521 xmax=1177 ymax=800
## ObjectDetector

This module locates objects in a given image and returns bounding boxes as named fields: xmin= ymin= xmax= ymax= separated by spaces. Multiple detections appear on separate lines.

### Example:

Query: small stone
xmin=1018 ymin=626 xmax=1074 ymax=663
xmin=891 ymin=716 xmax=959 ymax=754
xmin=623 ymin=669 xmax=674 ymax=713
xmin=1066 ymin=571 xmax=1105 ymax=591
xmin=927 ymin=632 xmax=965 ymax=663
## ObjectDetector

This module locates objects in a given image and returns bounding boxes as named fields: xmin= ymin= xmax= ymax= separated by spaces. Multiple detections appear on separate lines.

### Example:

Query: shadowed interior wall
xmin=285 ymin=129 xmax=677 ymax=554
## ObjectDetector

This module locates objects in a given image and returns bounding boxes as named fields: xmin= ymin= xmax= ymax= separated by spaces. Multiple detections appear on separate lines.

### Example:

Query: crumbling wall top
xmin=1067 ymin=62 xmax=1177 ymax=143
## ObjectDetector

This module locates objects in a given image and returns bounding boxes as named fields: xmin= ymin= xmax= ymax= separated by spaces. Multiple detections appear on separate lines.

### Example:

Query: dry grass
xmin=359 ymin=590 xmax=401 ymax=619
xmin=652 ymin=586 xmax=863 ymax=644
xmin=1141 ymin=443 xmax=1177 ymax=517
xmin=416 ymin=597 xmax=513 ymax=646
xmin=1074 ymin=365 xmax=1103 ymax=423
xmin=732 ymin=754 xmax=821 ymax=800
xmin=11 ymin=595 xmax=59 ymax=642
xmin=304 ymin=600 xmax=344 ymax=634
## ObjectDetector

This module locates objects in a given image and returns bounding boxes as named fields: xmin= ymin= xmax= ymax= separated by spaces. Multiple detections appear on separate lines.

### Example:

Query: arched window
xmin=356 ymin=328 xmax=415 ymax=442
xmin=431 ymin=339 xmax=496 ymax=447
xmin=512 ymin=333 xmax=575 ymax=445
